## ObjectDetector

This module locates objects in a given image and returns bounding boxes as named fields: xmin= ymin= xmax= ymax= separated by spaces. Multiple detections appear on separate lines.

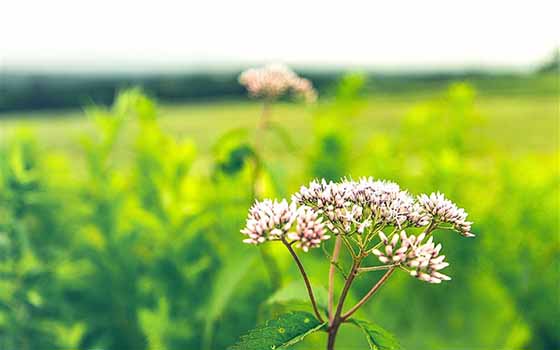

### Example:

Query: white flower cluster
xmin=241 ymin=199 xmax=329 ymax=251
xmin=292 ymin=179 xmax=351 ymax=220
xmin=372 ymin=231 xmax=451 ymax=284
xmin=352 ymin=178 xmax=419 ymax=227
xmin=241 ymin=178 xmax=474 ymax=263
xmin=241 ymin=199 xmax=295 ymax=244
xmin=292 ymin=178 xmax=475 ymax=237
xmin=417 ymin=192 xmax=474 ymax=237
xmin=288 ymin=207 xmax=329 ymax=252
xmin=292 ymin=178 xmax=417 ymax=230
xmin=238 ymin=64 xmax=317 ymax=102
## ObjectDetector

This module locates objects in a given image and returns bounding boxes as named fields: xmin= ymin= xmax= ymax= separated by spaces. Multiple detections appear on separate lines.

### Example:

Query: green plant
xmin=234 ymin=178 xmax=475 ymax=349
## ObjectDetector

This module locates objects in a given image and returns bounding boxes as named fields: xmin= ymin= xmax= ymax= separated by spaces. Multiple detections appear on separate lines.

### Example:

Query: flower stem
xmin=251 ymin=99 xmax=281 ymax=289
xmin=254 ymin=100 xmax=271 ymax=155
xmin=251 ymin=101 xmax=270 ymax=199
xmin=341 ymin=235 xmax=357 ymax=258
xmin=333 ymin=259 xmax=361 ymax=322
xmin=342 ymin=267 xmax=396 ymax=320
xmin=326 ymin=323 xmax=340 ymax=350
xmin=283 ymin=240 xmax=325 ymax=323
xmin=328 ymin=236 xmax=342 ymax=324
xmin=327 ymin=258 xmax=362 ymax=350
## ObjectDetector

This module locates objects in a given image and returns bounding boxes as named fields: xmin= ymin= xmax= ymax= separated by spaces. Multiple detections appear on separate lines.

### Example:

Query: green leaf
xmin=138 ymin=297 xmax=170 ymax=350
xmin=349 ymin=318 xmax=402 ymax=350
xmin=229 ymin=311 xmax=326 ymax=350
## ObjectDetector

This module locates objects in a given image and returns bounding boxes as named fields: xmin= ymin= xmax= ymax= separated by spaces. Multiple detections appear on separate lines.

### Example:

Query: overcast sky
xmin=1 ymin=0 xmax=558 ymax=72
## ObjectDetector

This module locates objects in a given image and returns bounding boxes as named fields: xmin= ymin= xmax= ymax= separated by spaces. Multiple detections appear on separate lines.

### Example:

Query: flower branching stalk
xmin=328 ymin=236 xmax=342 ymax=324
xmin=282 ymin=238 xmax=325 ymax=323
xmin=241 ymin=177 xmax=475 ymax=349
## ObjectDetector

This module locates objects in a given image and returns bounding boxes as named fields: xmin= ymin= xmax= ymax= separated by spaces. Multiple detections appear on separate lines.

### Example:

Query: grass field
xmin=0 ymin=92 xmax=557 ymax=162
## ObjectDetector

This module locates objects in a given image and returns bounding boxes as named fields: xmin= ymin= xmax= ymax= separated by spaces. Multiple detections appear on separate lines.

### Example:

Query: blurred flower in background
xmin=239 ymin=64 xmax=317 ymax=102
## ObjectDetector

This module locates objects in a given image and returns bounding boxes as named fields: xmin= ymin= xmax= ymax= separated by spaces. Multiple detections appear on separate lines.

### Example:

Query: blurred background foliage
xmin=0 ymin=69 xmax=558 ymax=350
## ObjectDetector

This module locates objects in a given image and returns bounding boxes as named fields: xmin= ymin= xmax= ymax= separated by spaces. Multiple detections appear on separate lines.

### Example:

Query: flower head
xmin=241 ymin=199 xmax=296 ymax=244
xmin=288 ymin=206 xmax=330 ymax=252
xmin=238 ymin=64 xmax=317 ymax=102
xmin=417 ymin=192 xmax=475 ymax=237
xmin=293 ymin=179 xmax=351 ymax=212
xmin=293 ymin=177 xmax=422 ymax=230
xmin=372 ymin=230 xmax=451 ymax=284
xmin=291 ymin=76 xmax=318 ymax=103
xmin=350 ymin=177 xmax=416 ymax=227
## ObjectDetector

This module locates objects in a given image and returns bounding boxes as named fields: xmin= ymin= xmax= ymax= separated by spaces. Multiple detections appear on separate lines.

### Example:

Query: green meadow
xmin=1 ymin=92 xmax=557 ymax=157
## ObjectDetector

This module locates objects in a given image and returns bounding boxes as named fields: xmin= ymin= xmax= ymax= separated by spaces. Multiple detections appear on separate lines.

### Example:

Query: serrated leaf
xmin=229 ymin=311 xmax=326 ymax=350
xmin=349 ymin=318 xmax=402 ymax=350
